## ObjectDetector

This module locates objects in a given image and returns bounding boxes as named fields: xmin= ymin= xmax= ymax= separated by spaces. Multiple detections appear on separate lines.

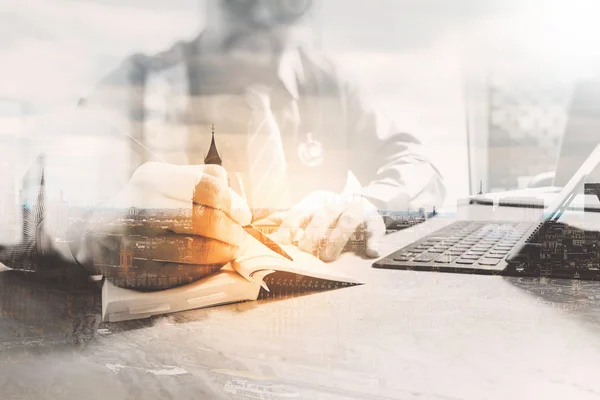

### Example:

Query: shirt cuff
xmin=360 ymin=183 xmax=411 ymax=211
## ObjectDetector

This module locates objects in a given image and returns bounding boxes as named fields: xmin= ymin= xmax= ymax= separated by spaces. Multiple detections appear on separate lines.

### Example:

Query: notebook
xmin=101 ymin=233 xmax=362 ymax=322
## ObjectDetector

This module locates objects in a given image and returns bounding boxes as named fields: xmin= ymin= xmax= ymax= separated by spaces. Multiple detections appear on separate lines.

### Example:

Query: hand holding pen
xmin=72 ymin=162 xmax=290 ymax=290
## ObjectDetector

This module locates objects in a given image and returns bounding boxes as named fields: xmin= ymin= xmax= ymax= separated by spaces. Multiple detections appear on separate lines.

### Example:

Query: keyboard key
xmin=425 ymin=237 xmax=447 ymax=242
xmin=480 ymin=240 xmax=498 ymax=244
xmin=477 ymin=258 xmax=501 ymax=266
xmin=456 ymin=259 xmax=475 ymax=264
xmin=402 ymin=247 xmax=422 ymax=253
xmin=461 ymin=254 xmax=481 ymax=260
xmin=453 ymin=244 xmax=472 ymax=249
xmin=435 ymin=254 xmax=458 ymax=263
xmin=466 ymin=250 xmax=486 ymax=256
xmin=413 ymin=253 xmax=438 ymax=262
xmin=472 ymin=246 xmax=492 ymax=251
xmin=485 ymin=254 xmax=506 ymax=259
xmin=414 ymin=244 xmax=432 ymax=250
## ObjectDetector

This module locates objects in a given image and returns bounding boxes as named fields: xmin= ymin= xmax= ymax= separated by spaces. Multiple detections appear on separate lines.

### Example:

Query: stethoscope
xmin=297 ymin=132 xmax=323 ymax=167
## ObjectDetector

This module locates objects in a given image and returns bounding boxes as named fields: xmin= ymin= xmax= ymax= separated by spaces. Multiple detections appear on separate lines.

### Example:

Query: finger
xmin=193 ymin=173 xmax=252 ymax=226
xmin=292 ymin=228 xmax=305 ymax=245
xmin=192 ymin=205 xmax=248 ymax=246
xmin=253 ymin=210 xmax=290 ymax=230
xmin=268 ymin=225 xmax=304 ymax=245
xmin=126 ymin=163 xmax=252 ymax=224
xmin=298 ymin=207 xmax=343 ymax=257
xmin=187 ymin=236 xmax=239 ymax=265
xmin=320 ymin=209 xmax=363 ymax=262
xmin=250 ymin=207 xmax=281 ymax=222
xmin=275 ymin=208 xmax=313 ymax=245
xmin=83 ymin=231 xmax=239 ymax=268
xmin=88 ymin=223 xmax=241 ymax=262
xmin=266 ymin=210 xmax=290 ymax=225
xmin=267 ymin=229 xmax=287 ymax=244
xmin=193 ymin=164 xmax=228 ymax=183
xmin=365 ymin=213 xmax=386 ymax=258
xmin=279 ymin=207 xmax=313 ymax=229
xmin=176 ymin=163 xmax=228 ymax=184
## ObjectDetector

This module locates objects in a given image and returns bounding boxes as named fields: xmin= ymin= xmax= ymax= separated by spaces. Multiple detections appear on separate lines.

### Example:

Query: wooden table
xmin=2 ymin=206 xmax=600 ymax=399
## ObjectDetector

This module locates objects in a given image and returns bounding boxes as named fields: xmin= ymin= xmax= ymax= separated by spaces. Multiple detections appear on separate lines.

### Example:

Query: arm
xmin=343 ymin=81 xmax=446 ymax=211
xmin=272 ymin=59 xmax=446 ymax=261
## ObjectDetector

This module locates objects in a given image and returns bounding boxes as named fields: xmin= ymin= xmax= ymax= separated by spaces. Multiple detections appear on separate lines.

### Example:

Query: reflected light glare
xmin=533 ymin=0 xmax=600 ymax=70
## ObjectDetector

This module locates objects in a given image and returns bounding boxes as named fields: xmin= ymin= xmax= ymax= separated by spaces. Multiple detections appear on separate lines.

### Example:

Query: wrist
xmin=360 ymin=183 xmax=411 ymax=211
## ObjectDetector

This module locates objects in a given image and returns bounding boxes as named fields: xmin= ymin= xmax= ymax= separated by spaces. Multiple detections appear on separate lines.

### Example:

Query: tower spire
xmin=204 ymin=124 xmax=223 ymax=166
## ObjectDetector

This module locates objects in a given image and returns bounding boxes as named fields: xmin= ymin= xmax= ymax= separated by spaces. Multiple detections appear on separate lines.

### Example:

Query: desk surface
xmin=2 ymin=207 xmax=600 ymax=399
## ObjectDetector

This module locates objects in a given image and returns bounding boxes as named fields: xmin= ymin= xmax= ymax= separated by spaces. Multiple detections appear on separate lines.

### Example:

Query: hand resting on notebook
xmin=266 ymin=191 xmax=386 ymax=262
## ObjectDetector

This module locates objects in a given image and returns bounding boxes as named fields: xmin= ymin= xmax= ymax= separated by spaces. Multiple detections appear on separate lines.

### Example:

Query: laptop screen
xmin=543 ymin=144 xmax=600 ymax=221
xmin=554 ymin=80 xmax=600 ymax=187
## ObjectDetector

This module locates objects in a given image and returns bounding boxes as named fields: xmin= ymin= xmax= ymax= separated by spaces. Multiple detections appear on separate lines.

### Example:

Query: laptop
xmin=467 ymin=187 xmax=600 ymax=213
xmin=373 ymin=144 xmax=600 ymax=279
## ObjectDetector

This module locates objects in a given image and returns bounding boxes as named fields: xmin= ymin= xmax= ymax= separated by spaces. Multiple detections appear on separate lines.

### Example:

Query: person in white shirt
xmin=1 ymin=0 xmax=445 ymax=288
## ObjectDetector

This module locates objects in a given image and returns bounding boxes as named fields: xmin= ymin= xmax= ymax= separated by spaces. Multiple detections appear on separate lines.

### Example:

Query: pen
xmin=243 ymin=224 xmax=294 ymax=261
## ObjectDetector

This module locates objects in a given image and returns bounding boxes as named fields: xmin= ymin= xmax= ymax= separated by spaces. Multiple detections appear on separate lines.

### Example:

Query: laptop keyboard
xmin=374 ymin=221 xmax=532 ymax=273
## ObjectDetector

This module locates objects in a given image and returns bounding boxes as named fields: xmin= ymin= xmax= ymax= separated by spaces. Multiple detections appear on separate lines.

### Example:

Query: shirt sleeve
xmin=82 ymin=53 xmax=149 ymax=178
xmin=343 ymin=80 xmax=447 ymax=211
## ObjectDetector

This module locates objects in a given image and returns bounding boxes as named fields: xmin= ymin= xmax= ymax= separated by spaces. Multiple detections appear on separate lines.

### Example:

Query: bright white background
xmin=2 ymin=0 xmax=600 ymax=206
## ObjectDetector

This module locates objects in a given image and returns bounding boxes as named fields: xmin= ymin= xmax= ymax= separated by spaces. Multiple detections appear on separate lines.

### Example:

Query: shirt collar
xmin=277 ymin=48 xmax=304 ymax=100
